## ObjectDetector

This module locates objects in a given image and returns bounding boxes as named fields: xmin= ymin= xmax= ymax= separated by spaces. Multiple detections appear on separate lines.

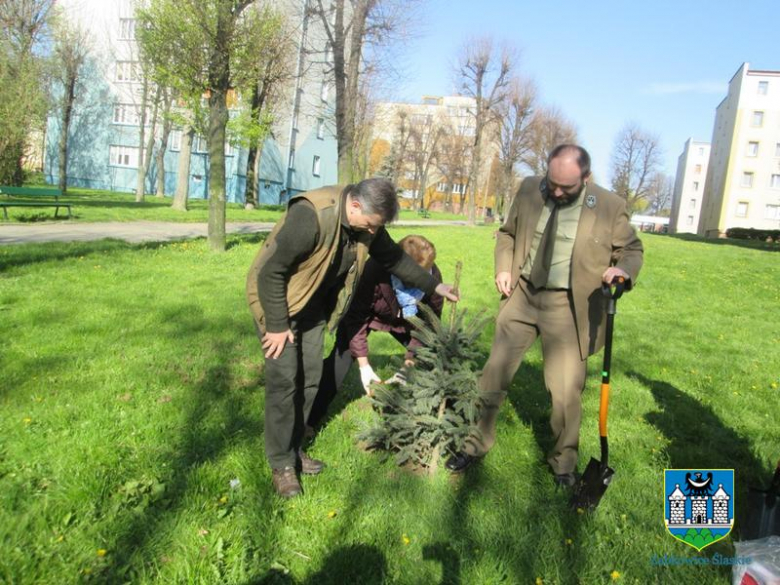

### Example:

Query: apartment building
xmin=43 ymin=0 xmax=336 ymax=204
xmin=670 ymin=139 xmax=710 ymax=234
xmin=698 ymin=63 xmax=780 ymax=237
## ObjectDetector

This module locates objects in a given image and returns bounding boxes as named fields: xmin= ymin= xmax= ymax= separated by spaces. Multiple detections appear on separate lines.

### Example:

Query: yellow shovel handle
xmin=599 ymin=382 xmax=610 ymax=438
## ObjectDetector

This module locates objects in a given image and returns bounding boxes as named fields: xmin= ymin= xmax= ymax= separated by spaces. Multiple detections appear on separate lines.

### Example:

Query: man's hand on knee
xmin=262 ymin=329 xmax=295 ymax=359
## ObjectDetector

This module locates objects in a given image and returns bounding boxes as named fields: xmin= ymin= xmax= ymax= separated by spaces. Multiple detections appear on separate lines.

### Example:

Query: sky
xmin=389 ymin=0 xmax=780 ymax=183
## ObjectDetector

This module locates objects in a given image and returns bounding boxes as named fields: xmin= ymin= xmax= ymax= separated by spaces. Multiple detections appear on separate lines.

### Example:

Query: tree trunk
xmin=207 ymin=87 xmax=228 ymax=252
xmin=245 ymin=141 xmax=265 ymax=210
xmin=156 ymin=92 xmax=173 ymax=198
xmin=172 ymin=125 xmax=193 ymax=211
xmin=135 ymin=79 xmax=149 ymax=202
xmin=58 ymin=76 xmax=76 ymax=195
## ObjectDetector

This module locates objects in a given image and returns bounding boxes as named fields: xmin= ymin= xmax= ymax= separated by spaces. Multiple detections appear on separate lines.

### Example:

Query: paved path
xmin=0 ymin=219 xmax=469 ymax=245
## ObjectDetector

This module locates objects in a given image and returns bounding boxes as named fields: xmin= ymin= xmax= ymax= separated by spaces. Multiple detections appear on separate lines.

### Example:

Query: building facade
xmin=670 ymin=139 xmax=710 ymax=234
xmin=372 ymin=95 xmax=500 ymax=214
xmin=698 ymin=63 xmax=780 ymax=237
xmin=44 ymin=0 xmax=337 ymax=205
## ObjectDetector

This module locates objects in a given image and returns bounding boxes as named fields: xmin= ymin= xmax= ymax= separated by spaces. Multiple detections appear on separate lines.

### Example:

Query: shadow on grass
xmin=668 ymin=233 xmax=780 ymax=253
xmin=632 ymin=371 xmax=768 ymax=537
xmin=0 ymin=238 xmax=172 ymax=272
xmin=98 ymin=318 xmax=272 ymax=582
xmin=250 ymin=544 xmax=387 ymax=585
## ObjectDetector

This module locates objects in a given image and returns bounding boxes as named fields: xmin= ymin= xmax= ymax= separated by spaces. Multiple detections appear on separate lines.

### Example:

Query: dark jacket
xmin=340 ymin=259 xmax=444 ymax=360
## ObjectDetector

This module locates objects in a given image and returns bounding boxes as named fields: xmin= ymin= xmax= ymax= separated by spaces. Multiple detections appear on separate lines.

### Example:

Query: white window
xmin=766 ymin=204 xmax=780 ymax=220
xmin=320 ymin=81 xmax=329 ymax=102
xmin=113 ymin=104 xmax=139 ymax=125
xmin=453 ymin=183 xmax=465 ymax=194
xmin=446 ymin=106 xmax=457 ymax=117
xmin=115 ymin=61 xmax=139 ymax=82
xmin=316 ymin=118 xmax=325 ymax=139
xmin=169 ymin=130 xmax=181 ymax=152
xmin=694 ymin=164 xmax=702 ymax=174
xmin=312 ymin=155 xmax=321 ymax=176
xmin=747 ymin=141 xmax=759 ymax=157
xmin=771 ymin=174 xmax=780 ymax=189
xmin=109 ymin=145 xmax=139 ymax=167
xmin=741 ymin=172 xmax=754 ymax=188
xmin=736 ymin=202 xmax=748 ymax=217
xmin=686 ymin=215 xmax=694 ymax=226
xmin=758 ymin=80 xmax=769 ymax=95
xmin=752 ymin=111 xmax=764 ymax=127
xmin=689 ymin=198 xmax=696 ymax=209
xmin=775 ymin=143 xmax=780 ymax=157
xmin=698 ymin=147 xmax=705 ymax=156
xmin=693 ymin=181 xmax=699 ymax=191
xmin=192 ymin=135 xmax=208 ymax=154
xmin=119 ymin=18 xmax=136 ymax=40
xmin=437 ymin=182 xmax=448 ymax=192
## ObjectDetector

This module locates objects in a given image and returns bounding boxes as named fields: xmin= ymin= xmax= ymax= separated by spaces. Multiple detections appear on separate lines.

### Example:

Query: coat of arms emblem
xmin=664 ymin=469 xmax=734 ymax=551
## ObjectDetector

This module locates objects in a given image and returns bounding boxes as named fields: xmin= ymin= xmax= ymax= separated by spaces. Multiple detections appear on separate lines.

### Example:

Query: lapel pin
xmin=586 ymin=194 xmax=596 ymax=208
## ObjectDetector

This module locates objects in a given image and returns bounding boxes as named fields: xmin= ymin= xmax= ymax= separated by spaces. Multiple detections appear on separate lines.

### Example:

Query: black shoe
xmin=445 ymin=452 xmax=479 ymax=473
xmin=554 ymin=472 xmax=579 ymax=488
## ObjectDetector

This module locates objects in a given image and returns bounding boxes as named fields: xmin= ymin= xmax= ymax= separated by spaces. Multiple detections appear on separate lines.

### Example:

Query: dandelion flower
xmin=23 ymin=417 xmax=32 ymax=424
xmin=536 ymin=578 xmax=544 ymax=585
xmin=611 ymin=570 xmax=621 ymax=581
xmin=402 ymin=534 xmax=411 ymax=545
xmin=327 ymin=510 xmax=337 ymax=518
xmin=97 ymin=549 xmax=107 ymax=557
xmin=565 ymin=538 xmax=573 ymax=545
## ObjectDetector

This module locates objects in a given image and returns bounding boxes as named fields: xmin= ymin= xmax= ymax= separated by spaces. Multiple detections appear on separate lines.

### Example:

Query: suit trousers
xmin=260 ymin=315 xmax=325 ymax=469
xmin=467 ymin=277 xmax=587 ymax=475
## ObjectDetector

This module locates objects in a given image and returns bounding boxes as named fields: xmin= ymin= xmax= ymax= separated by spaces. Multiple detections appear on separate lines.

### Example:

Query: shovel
xmin=743 ymin=460 xmax=780 ymax=539
xmin=570 ymin=277 xmax=625 ymax=511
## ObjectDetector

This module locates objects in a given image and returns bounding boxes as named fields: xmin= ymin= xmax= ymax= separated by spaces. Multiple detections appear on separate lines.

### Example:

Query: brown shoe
xmin=272 ymin=466 xmax=302 ymax=498
xmin=298 ymin=450 xmax=325 ymax=475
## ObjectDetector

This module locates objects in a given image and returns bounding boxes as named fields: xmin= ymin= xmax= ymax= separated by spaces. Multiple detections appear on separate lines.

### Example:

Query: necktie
xmin=529 ymin=203 xmax=559 ymax=289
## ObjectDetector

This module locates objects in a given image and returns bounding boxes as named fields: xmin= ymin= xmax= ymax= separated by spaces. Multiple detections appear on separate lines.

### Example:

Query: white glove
xmin=359 ymin=364 xmax=381 ymax=394
xmin=384 ymin=370 xmax=407 ymax=386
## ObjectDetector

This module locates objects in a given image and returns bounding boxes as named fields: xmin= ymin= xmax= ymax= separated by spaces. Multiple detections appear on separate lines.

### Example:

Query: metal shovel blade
xmin=570 ymin=457 xmax=615 ymax=510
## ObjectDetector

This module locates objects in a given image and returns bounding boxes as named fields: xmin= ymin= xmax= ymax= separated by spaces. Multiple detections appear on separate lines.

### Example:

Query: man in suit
xmin=246 ymin=178 xmax=458 ymax=498
xmin=446 ymin=144 xmax=644 ymax=486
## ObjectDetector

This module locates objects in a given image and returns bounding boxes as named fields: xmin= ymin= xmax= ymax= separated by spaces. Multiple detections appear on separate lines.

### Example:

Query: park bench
xmin=417 ymin=208 xmax=430 ymax=219
xmin=0 ymin=186 xmax=72 ymax=220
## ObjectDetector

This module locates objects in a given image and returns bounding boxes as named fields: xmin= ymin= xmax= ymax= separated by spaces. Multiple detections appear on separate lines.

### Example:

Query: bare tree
xmin=309 ymin=0 xmax=417 ymax=183
xmin=408 ymin=112 xmax=445 ymax=211
xmin=455 ymin=37 xmax=513 ymax=224
xmin=0 ymin=0 xmax=53 ymax=184
xmin=51 ymin=16 xmax=91 ymax=195
xmin=435 ymin=125 xmax=472 ymax=213
xmin=495 ymin=76 xmax=536 ymax=217
xmin=645 ymin=172 xmax=674 ymax=216
xmin=520 ymin=105 xmax=578 ymax=176
xmin=610 ymin=122 xmax=663 ymax=214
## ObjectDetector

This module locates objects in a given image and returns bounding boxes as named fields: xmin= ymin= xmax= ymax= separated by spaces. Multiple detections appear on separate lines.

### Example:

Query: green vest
xmin=246 ymin=186 xmax=372 ymax=333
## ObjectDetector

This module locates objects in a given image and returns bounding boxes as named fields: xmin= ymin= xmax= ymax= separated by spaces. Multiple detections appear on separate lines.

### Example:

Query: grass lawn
xmin=0 ymin=184 xmax=468 ymax=224
xmin=1 ymin=227 xmax=778 ymax=584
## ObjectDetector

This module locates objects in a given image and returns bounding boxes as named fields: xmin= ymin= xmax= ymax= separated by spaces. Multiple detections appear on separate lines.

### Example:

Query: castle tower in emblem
xmin=712 ymin=484 xmax=730 ymax=524
xmin=668 ymin=484 xmax=687 ymax=525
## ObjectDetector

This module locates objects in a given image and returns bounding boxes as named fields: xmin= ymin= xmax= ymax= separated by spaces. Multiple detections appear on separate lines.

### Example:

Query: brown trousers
xmin=467 ymin=278 xmax=587 ymax=475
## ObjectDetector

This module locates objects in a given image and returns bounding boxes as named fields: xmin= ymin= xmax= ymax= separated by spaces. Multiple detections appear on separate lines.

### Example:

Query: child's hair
xmin=399 ymin=235 xmax=436 ymax=270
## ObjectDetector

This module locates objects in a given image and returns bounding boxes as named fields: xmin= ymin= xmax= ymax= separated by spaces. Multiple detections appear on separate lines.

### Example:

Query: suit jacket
xmin=495 ymin=176 xmax=643 ymax=360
